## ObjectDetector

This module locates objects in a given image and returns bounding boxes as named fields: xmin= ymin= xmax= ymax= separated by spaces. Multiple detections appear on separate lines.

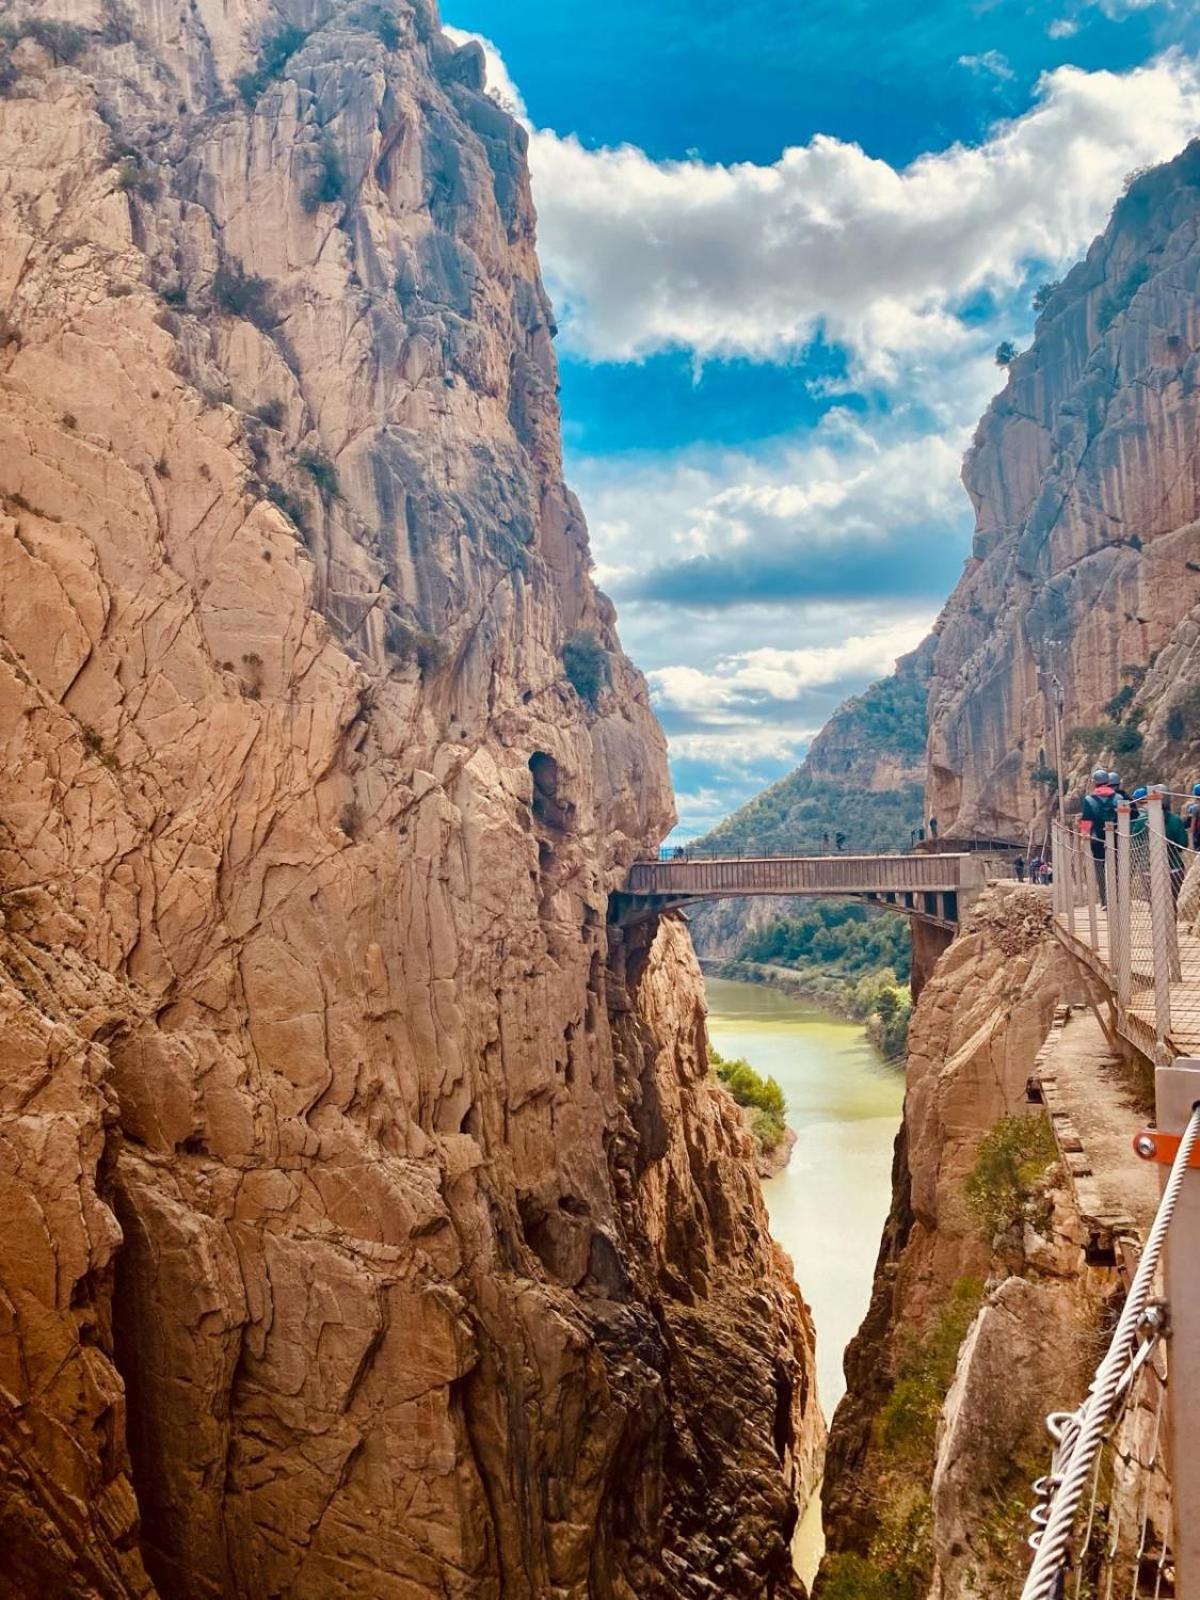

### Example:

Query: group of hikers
xmin=1075 ymin=768 xmax=1200 ymax=905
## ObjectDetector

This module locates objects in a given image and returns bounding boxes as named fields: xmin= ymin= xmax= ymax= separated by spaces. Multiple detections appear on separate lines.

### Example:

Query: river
xmin=703 ymin=973 xmax=905 ymax=1579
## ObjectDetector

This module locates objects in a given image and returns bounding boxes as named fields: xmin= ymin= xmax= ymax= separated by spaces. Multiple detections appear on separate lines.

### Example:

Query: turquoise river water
xmin=703 ymin=973 xmax=905 ymax=1579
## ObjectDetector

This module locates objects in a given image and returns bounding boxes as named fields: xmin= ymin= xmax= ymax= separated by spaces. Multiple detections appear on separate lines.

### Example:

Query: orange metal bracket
xmin=1132 ymin=1129 xmax=1200 ymax=1168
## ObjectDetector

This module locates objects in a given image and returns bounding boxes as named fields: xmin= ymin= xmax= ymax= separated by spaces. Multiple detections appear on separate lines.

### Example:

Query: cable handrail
xmin=1020 ymin=1104 xmax=1200 ymax=1599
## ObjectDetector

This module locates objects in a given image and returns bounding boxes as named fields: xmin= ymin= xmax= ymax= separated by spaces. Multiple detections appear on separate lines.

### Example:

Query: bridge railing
xmin=626 ymin=850 xmax=971 ymax=898
xmin=1050 ymin=791 xmax=1198 ymax=1060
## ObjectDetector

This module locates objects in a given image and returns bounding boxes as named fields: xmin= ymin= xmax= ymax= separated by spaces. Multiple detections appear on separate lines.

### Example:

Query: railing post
xmin=1116 ymin=803 xmax=1132 ymax=1007
xmin=1155 ymin=1058 xmax=1200 ymax=1593
xmin=1064 ymin=822 xmax=1077 ymax=939
xmin=1147 ymin=789 xmax=1174 ymax=1058
xmin=1104 ymin=819 xmax=1117 ymax=967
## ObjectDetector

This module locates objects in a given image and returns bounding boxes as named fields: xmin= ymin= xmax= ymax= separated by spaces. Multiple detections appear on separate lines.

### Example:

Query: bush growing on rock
xmin=302 ymin=141 xmax=348 ymax=212
xmin=253 ymin=398 xmax=285 ymax=429
xmin=0 ymin=19 xmax=88 ymax=64
xmin=965 ymin=1113 xmax=1057 ymax=1243
xmin=213 ymin=263 xmax=272 ymax=328
xmin=994 ymin=340 xmax=1017 ymax=367
xmin=235 ymin=24 xmax=307 ymax=103
xmin=297 ymin=449 xmax=338 ymax=501
xmin=877 ymin=1276 xmax=985 ymax=1461
xmin=384 ymin=618 xmax=446 ymax=674
xmin=265 ymin=482 xmax=309 ymax=538
xmin=709 ymin=1045 xmax=787 ymax=1154
xmin=562 ymin=630 xmax=608 ymax=706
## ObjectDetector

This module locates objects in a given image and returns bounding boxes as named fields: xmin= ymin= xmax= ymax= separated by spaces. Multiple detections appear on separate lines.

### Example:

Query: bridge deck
xmin=625 ymin=851 xmax=973 ymax=900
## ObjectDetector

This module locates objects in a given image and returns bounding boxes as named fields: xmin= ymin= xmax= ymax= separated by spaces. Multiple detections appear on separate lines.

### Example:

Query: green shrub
xmin=159 ymin=282 xmax=187 ymax=307
xmin=383 ymin=618 xmax=446 ymax=674
xmin=1104 ymin=684 xmax=1136 ymax=722
xmin=265 ymin=481 xmax=309 ymax=535
xmin=113 ymin=155 xmax=159 ymax=199
xmin=1166 ymin=682 xmax=1200 ymax=744
xmin=869 ymin=984 xmax=911 ymax=1058
xmin=302 ymin=140 xmax=347 ymax=212
xmin=818 ymin=1493 xmax=933 ymax=1600
xmin=235 ymin=23 xmax=307 ymax=103
xmin=876 ymin=1276 xmax=985 ymax=1463
xmin=1032 ymin=280 xmax=1060 ymax=312
xmin=0 ymin=18 xmax=88 ymax=63
xmin=1028 ymin=761 xmax=1059 ymax=788
xmin=710 ymin=1045 xmax=788 ymax=1153
xmin=297 ymin=449 xmax=338 ymax=500
xmin=213 ymin=262 xmax=272 ymax=327
xmin=995 ymin=340 xmax=1017 ymax=367
xmin=253 ymin=398 xmax=285 ymax=429
xmin=965 ymin=1114 xmax=1057 ymax=1242
xmin=562 ymin=630 xmax=609 ymax=706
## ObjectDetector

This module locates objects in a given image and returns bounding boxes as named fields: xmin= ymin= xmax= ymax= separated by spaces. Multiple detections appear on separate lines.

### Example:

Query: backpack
xmin=1082 ymin=788 xmax=1118 ymax=833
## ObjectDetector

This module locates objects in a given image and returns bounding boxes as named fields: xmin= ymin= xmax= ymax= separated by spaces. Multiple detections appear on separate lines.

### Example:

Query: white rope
xmin=1021 ymin=1103 xmax=1200 ymax=1600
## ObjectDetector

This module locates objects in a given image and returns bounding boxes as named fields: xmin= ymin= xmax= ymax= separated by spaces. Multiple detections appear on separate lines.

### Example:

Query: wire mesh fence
xmin=1050 ymin=792 xmax=1200 ymax=1059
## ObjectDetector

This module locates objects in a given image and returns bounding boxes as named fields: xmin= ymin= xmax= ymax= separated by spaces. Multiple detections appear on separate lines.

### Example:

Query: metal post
xmin=1064 ymin=822 xmax=1077 ymax=940
xmin=1116 ymin=803 xmax=1132 ymax=1007
xmin=1051 ymin=823 xmax=1062 ymax=917
xmin=1155 ymin=1058 xmax=1200 ymax=1595
xmin=1148 ymin=790 xmax=1174 ymax=1058
xmin=1104 ymin=819 xmax=1117 ymax=968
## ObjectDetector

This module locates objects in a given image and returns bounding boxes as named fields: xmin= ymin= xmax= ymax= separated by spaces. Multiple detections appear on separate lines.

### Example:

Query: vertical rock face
xmin=926 ymin=143 xmax=1200 ymax=840
xmin=0 ymin=5 xmax=818 ymax=1596
xmin=820 ymin=890 xmax=1081 ymax=1595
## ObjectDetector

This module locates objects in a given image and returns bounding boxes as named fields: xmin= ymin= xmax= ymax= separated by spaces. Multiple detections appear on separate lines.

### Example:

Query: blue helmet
xmin=1108 ymin=771 xmax=1120 ymax=786
xmin=1092 ymin=767 xmax=1109 ymax=783
xmin=1193 ymin=783 xmax=1200 ymax=797
xmin=1132 ymin=786 xmax=1149 ymax=801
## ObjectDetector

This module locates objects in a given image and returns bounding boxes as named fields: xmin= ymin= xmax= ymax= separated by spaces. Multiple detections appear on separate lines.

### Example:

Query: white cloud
xmin=1048 ymin=18 xmax=1082 ymax=37
xmin=648 ymin=620 xmax=933 ymax=715
xmin=520 ymin=55 xmax=1200 ymax=364
xmin=958 ymin=50 xmax=1016 ymax=80
xmin=579 ymin=413 xmax=970 ymax=596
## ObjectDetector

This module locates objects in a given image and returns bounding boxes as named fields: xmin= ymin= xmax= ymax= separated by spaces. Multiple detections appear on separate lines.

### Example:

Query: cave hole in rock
xmin=529 ymin=751 xmax=568 ymax=831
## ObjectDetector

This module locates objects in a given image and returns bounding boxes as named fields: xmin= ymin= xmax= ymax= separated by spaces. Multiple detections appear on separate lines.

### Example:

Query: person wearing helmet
xmin=1130 ymin=785 xmax=1149 ymax=837
xmin=1081 ymin=768 xmax=1118 ymax=904
xmin=1158 ymin=786 xmax=1190 ymax=900
xmin=1189 ymin=783 xmax=1200 ymax=853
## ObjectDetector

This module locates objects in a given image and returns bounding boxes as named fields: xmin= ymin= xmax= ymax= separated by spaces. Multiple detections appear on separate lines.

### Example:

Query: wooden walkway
xmin=1053 ymin=902 xmax=1200 ymax=1062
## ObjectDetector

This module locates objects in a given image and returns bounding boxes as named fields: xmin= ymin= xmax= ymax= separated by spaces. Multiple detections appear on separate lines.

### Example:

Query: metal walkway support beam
xmin=1157 ymin=1058 xmax=1200 ymax=1600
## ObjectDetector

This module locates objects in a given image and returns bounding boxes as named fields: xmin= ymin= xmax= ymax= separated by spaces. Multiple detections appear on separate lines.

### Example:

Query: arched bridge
xmin=612 ymin=847 xmax=1013 ymax=929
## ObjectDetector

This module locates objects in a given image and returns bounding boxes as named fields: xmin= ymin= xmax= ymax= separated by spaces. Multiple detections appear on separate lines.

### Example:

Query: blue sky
xmin=445 ymin=0 xmax=1200 ymax=837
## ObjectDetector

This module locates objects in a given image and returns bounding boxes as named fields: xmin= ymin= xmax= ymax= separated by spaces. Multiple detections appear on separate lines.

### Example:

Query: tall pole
xmin=1154 ymin=1059 xmax=1200 ymax=1596
xmin=1051 ymin=671 xmax=1066 ymax=828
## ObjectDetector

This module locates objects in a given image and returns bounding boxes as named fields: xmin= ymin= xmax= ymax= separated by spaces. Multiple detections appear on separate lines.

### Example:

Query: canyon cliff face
xmin=818 ymin=890 xmax=1100 ymax=1598
xmin=927 ymin=142 xmax=1200 ymax=840
xmin=0 ymin=5 xmax=819 ymax=1596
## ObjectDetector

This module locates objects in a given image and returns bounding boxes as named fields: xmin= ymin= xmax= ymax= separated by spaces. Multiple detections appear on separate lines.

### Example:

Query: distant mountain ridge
xmin=689 ymin=638 xmax=932 ymax=961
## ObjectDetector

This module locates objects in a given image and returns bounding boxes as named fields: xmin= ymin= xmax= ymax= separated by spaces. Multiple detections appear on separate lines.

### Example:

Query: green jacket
xmin=1166 ymin=810 xmax=1189 ymax=849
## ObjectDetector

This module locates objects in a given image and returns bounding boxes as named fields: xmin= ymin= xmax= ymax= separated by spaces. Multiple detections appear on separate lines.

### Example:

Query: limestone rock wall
xmin=0 ymin=5 xmax=818 ymax=1595
xmin=819 ymin=889 xmax=1087 ymax=1595
xmin=926 ymin=143 xmax=1200 ymax=840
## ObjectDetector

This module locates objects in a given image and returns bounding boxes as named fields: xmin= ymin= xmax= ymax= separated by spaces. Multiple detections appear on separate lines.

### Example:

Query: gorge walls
xmin=0 ymin=4 xmax=819 ymax=1594
xmin=926 ymin=142 xmax=1200 ymax=840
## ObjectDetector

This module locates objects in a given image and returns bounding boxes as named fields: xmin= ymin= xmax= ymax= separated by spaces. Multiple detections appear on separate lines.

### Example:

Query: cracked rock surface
xmin=0 ymin=4 xmax=820 ymax=1595
xmin=926 ymin=143 xmax=1200 ymax=838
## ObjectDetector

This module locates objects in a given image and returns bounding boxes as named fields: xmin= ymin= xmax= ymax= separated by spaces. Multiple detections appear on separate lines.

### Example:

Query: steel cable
xmin=1021 ymin=1103 xmax=1200 ymax=1600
